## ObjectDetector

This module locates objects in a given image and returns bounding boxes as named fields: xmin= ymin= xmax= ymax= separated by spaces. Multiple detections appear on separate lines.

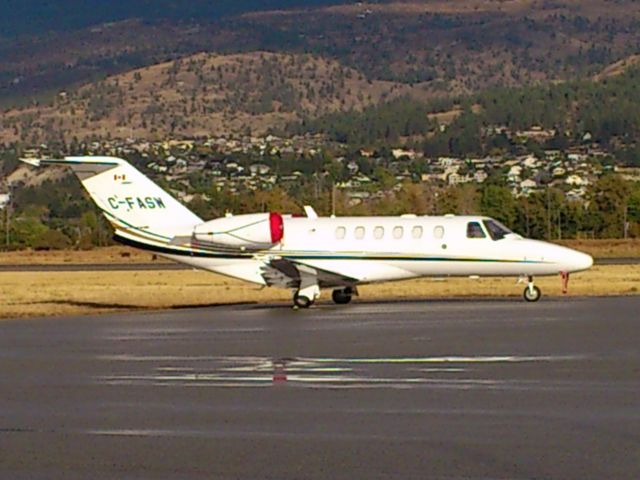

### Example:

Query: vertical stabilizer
xmin=21 ymin=156 xmax=202 ymax=243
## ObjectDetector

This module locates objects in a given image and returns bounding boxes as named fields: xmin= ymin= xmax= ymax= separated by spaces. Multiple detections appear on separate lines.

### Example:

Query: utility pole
xmin=558 ymin=207 xmax=562 ymax=240
xmin=546 ymin=188 xmax=551 ymax=240
xmin=5 ymin=184 xmax=11 ymax=248
xmin=331 ymin=183 xmax=336 ymax=217
xmin=4 ymin=201 xmax=7 ymax=248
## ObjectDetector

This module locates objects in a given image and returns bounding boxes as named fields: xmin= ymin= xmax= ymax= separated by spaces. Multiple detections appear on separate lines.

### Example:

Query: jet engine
xmin=192 ymin=212 xmax=284 ymax=250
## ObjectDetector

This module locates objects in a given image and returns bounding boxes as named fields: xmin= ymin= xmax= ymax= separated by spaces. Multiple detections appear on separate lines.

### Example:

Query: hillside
xmin=285 ymin=0 xmax=639 ymax=87
xmin=2 ymin=0 xmax=639 ymax=106
xmin=0 ymin=0 xmax=352 ymax=39
xmin=0 ymin=52 xmax=429 ymax=142
xmin=302 ymin=65 xmax=640 ymax=153
xmin=1 ymin=0 xmax=639 ymax=142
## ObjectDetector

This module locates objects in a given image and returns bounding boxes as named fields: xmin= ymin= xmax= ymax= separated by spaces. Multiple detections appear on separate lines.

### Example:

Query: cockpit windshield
xmin=482 ymin=219 xmax=512 ymax=240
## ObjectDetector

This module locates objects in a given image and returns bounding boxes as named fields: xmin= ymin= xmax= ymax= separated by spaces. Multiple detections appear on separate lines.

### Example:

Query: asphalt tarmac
xmin=1 ymin=297 xmax=639 ymax=479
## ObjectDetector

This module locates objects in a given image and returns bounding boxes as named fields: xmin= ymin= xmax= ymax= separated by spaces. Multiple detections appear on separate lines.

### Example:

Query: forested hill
xmin=1 ymin=0 xmax=639 ymax=112
xmin=0 ymin=0 xmax=352 ymax=38
xmin=299 ymin=65 xmax=640 ymax=163
xmin=0 ymin=51 xmax=427 ymax=143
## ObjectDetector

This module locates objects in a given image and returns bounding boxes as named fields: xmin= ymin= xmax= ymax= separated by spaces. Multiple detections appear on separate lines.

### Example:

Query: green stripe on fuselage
xmin=114 ymin=234 xmax=546 ymax=264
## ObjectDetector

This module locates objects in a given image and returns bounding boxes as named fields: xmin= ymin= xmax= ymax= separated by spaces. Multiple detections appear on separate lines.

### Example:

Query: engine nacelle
xmin=193 ymin=212 xmax=284 ymax=250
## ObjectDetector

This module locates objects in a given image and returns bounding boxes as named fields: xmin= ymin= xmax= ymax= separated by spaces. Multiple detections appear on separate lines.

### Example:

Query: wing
xmin=260 ymin=257 xmax=358 ymax=289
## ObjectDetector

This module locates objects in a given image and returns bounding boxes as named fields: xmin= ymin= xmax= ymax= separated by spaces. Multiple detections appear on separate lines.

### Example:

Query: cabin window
xmin=393 ymin=226 xmax=404 ymax=239
xmin=411 ymin=226 xmax=423 ymax=239
xmin=373 ymin=226 xmax=384 ymax=239
xmin=335 ymin=226 xmax=346 ymax=239
xmin=466 ymin=222 xmax=486 ymax=239
xmin=482 ymin=219 xmax=512 ymax=241
xmin=433 ymin=226 xmax=445 ymax=239
xmin=355 ymin=226 xmax=365 ymax=239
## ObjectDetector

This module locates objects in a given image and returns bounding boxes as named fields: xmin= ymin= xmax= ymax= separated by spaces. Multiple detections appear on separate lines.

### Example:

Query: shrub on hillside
xmin=32 ymin=229 xmax=72 ymax=250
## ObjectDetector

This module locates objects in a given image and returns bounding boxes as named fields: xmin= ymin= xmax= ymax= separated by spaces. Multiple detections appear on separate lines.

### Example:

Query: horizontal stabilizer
xmin=169 ymin=235 xmax=193 ymax=246
xmin=19 ymin=158 xmax=44 ymax=167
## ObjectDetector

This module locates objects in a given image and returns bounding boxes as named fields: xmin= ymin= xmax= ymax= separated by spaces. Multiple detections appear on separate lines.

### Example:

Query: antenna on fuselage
xmin=303 ymin=205 xmax=318 ymax=219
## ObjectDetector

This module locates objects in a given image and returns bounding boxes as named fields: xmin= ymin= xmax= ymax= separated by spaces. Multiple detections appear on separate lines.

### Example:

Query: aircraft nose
xmin=567 ymin=250 xmax=593 ymax=272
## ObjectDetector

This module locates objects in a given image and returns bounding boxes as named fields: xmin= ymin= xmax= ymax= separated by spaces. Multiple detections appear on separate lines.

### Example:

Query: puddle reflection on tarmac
xmin=96 ymin=354 xmax=585 ymax=389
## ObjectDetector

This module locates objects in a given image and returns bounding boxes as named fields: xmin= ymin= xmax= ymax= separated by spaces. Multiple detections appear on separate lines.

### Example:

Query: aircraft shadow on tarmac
xmin=30 ymin=295 xmax=604 ymax=315
xmin=243 ymin=295 xmax=594 ymax=311
xmin=31 ymin=299 xmax=144 ymax=310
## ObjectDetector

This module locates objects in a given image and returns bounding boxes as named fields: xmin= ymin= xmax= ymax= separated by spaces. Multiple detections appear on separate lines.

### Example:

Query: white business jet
xmin=22 ymin=156 xmax=593 ymax=307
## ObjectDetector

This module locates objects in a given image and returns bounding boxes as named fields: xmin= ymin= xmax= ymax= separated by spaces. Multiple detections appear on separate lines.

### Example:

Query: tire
xmin=332 ymin=289 xmax=352 ymax=305
xmin=293 ymin=293 xmax=313 ymax=308
xmin=523 ymin=285 xmax=541 ymax=302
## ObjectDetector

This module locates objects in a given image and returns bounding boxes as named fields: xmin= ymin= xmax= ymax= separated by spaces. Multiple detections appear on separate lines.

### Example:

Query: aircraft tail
xmin=21 ymin=156 xmax=202 ymax=246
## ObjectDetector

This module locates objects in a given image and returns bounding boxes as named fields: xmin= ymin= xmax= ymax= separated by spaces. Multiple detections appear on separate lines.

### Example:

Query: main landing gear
xmin=293 ymin=286 xmax=356 ymax=308
xmin=293 ymin=283 xmax=320 ymax=309
xmin=293 ymin=292 xmax=314 ymax=308
xmin=523 ymin=276 xmax=542 ymax=302
xmin=331 ymin=287 xmax=355 ymax=305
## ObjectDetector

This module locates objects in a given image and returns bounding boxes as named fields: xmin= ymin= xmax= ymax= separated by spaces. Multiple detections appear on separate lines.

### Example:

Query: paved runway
xmin=1 ymin=297 xmax=639 ymax=479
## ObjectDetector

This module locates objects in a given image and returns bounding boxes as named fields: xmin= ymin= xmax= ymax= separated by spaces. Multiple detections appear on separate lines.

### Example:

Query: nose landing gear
xmin=560 ymin=271 xmax=570 ymax=294
xmin=523 ymin=276 xmax=541 ymax=302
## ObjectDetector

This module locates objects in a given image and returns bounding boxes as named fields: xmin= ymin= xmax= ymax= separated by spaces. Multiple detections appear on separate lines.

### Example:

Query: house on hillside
xmin=552 ymin=166 xmax=566 ymax=177
xmin=507 ymin=165 xmax=522 ymax=183
xmin=346 ymin=161 xmax=359 ymax=175
xmin=473 ymin=170 xmax=488 ymax=183
xmin=567 ymin=153 xmax=588 ymax=163
xmin=519 ymin=179 xmax=538 ymax=195
xmin=249 ymin=163 xmax=270 ymax=176
xmin=516 ymin=126 xmax=556 ymax=142
xmin=0 ymin=193 xmax=9 ymax=209
xmin=448 ymin=172 xmax=469 ymax=185
xmin=520 ymin=154 xmax=539 ymax=168
xmin=391 ymin=148 xmax=418 ymax=160
xmin=567 ymin=188 xmax=587 ymax=200
xmin=171 ymin=159 xmax=187 ymax=173
xmin=615 ymin=167 xmax=640 ymax=181
xmin=565 ymin=174 xmax=589 ymax=187
xmin=438 ymin=157 xmax=456 ymax=167
xmin=421 ymin=173 xmax=441 ymax=183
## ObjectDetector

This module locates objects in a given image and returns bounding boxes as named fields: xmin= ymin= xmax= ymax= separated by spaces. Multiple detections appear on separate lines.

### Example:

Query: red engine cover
xmin=269 ymin=212 xmax=284 ymax=243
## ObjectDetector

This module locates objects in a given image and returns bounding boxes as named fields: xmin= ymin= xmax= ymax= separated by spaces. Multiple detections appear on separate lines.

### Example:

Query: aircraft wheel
xmin=523 ymin=285 xmax=541 ymax=302
xmin=293 ymin=293 xmax=313 ymax=308
xmin=332 ymin=288 xmax=352 ymax=305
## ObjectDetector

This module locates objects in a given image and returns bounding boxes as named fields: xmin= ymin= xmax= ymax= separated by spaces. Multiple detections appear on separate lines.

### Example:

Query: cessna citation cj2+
xmin=22 ymin=156 xmax=593 ymax=307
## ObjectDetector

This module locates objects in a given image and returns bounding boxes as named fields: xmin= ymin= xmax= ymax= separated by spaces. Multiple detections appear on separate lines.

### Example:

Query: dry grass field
xmin=1 ymin=265 xmax=637 ymax=319
xmin=0 ymin=241 xmax=636 ymax=319
xmin=0 ymin=246 xmax=167 ymax=265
